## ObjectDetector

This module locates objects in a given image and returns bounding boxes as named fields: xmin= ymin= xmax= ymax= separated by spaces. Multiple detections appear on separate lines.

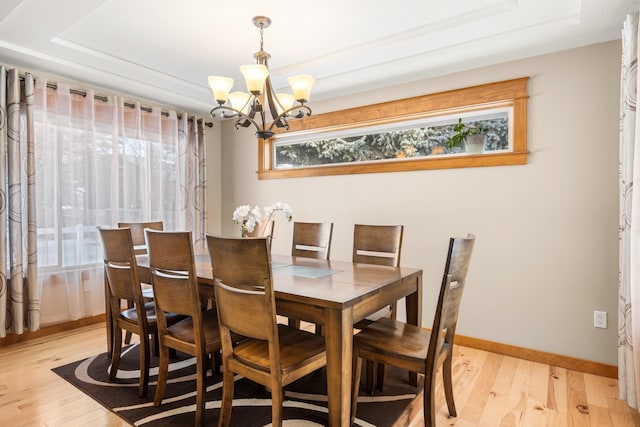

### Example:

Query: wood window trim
xmin=258 ymin=77 xmax=529 ymax=179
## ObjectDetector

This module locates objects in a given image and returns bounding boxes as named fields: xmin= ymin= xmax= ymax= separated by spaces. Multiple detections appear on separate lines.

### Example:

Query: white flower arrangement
xmin=232 ymin=202 xmax=293 ymax=236
xmin=232 ymin=204 xmax=262 ymax=235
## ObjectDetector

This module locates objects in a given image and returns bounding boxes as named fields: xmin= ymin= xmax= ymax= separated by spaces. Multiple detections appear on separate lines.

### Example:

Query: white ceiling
xmin=0 ymin=0 xmax=638 ymax=115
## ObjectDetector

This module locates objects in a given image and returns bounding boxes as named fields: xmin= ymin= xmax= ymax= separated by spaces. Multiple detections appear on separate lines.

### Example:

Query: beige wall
xmin=206 ymin=40 xmax=621 ymax=365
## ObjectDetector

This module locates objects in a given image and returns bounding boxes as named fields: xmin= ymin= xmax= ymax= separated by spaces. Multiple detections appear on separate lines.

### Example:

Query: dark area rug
xmin=52 ymin=344 xmax=419 ymax=426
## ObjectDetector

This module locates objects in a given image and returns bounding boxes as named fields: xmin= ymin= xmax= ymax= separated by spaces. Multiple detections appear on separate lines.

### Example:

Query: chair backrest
xmin=207 ymin=235 xmax=278 ymax=343
xmin=97 ymin=226 xmax=145 ymax=313
xmin=291 ymin=222 xmax=334 ymax=260
xmin=352 ymin=224 xmax=404 ymax=267
xmin=428 ymin=234 xmax=475 ymax=367
xmin=118 ymin=221 xmax=163 ymax=254
xmin=145 ymin=230 xmax=201 ymax=321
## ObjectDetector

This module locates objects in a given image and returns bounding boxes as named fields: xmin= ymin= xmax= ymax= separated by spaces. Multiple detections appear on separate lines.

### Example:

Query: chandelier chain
xmin=259 ymin=23 xmax=265 ymax=52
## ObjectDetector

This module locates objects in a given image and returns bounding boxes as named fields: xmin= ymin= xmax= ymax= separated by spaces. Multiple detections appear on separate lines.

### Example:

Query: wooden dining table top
xmin=136 ymin=252 xmax=422 ymax=319
xmin=134 ymin=251 xmax=423 ymax=426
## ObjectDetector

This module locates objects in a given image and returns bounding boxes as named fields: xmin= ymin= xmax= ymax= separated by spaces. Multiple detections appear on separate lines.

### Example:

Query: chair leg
xmin=365 ymin=359 xmax=377 ymax=394
xmin=271 ymin=384 xmax=284 ymax=427
xmin=443 ymin=351 xmax=457 ymax=417
xmin=424 ymin=370 xmax=437 ymax=427
xmin=351 ymin=356 xmax=363 ymax=425
xmin=194 ymin=351 xmax=207 ymax=427
xmin=218 ymin=366 xmax=235 ymax=427
xmin=109 ymin=327 xmax=123 ymax=381
xmin=288 ymin=317 xmax=301 ymax=329
xmin=213 ymin=350 xmax=222 ymax=376
xmin=151 ymin=332 xmax=159 ymax=357
xmin=375 ymin=362 xmax=387 ymax=392
xmin=138 ymin=334 xmax=150 ymax=398
xmin=153 ymin=344 xmax=169 ymax=407
xmin=124 ymin=301 xmax=134 ymax=344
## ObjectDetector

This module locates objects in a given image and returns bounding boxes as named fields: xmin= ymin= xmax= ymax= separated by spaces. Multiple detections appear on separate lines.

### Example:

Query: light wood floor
xmin=1 ymin=322 xmax=639 ymax=427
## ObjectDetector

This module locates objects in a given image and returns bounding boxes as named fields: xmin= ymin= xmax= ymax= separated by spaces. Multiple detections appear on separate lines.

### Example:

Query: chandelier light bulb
xmin=275 ymin=93 xmax=295 ymax=115
xmin=228 ymin=92 xmax=251 ymax=115
xmin=240 ymin=64 xmax=269 ymax=95
xmin=287 ymin=75 xmax=315 ymax=103
xmin=208 ymin=76 xmax=234 ymax=104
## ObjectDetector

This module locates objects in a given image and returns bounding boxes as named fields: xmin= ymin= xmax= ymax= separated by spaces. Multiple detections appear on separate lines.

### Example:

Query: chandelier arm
xmin=210 ymin=105 xmax=261 ymax=133
xmin=263 ymin=76 xmax=281 ymax=123
xmin=268 ymin=104 xmax=312 ymax=131
xmin=210 ymin=104 xmax=240 ymax=119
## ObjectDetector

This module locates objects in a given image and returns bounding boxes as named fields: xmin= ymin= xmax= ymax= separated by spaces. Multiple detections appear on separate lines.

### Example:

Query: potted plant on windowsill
xmin=446 ymin=118 xmax=487 ymax=154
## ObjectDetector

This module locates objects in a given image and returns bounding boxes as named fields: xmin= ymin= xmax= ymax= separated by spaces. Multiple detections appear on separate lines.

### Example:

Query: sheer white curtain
xmin=30 ymin=78 xmax=206 ymax=327
xmin=620 ymin=11 xmax=640 ymax=410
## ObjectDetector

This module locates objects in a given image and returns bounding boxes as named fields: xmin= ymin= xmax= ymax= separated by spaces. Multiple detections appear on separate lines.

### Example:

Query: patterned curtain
xmin=0 ymin=67 xmax=39 ymax=337
xmin=620 ymin=11 xmax=640 ymax=410
xmin=179 ymin=115 xmax=207 ymax=250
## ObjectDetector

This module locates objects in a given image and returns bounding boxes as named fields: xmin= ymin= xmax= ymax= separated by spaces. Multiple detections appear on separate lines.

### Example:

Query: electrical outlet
xmin=594 ymin=310 xmax=607 ymax=329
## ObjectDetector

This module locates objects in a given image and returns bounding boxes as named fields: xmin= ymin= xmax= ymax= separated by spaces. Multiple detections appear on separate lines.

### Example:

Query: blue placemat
xmin=274 ymin=264 xmax=341 ymax=279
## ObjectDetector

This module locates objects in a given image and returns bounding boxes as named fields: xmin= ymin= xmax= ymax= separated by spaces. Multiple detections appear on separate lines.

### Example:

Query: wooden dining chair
xmin=288 ymin=221 xmax=334 ymax=331
xmin=118 ymin=221 xmax=163 ymax=255
xmin=351 ymin=234 xmax=475 ymax=427
xmin=352 ymin=223 xmax=404 ymax=325
xmin=291 ymin=221 xmax=334 ymax=260
xmin=98 ymin=226 xmax=176 ymax=398
xmin=117 ymin=221 xmax=162 ymax=344
xmin=145 ymin=229 xmax=224 ymax=427
xmin=352 ymin=223 xmax=404 ymax=391
xmin=207 ymin=235 xmax=327 ymax=427
xmin=352 ymin=223 xmax=403 ymax=267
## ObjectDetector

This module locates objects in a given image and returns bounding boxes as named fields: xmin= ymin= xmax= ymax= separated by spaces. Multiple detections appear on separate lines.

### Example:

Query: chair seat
xmin=356 ymin=317 xmax=430 ymax=363
xmin=166 ymin=310 xmax=222 ymax=350
xmin=121 ymin=301 xmax=182 ymax=325
xmin=234 ymin=324 xmax=326 ymax=375
xmin=353 ymin=305 xmax=394 ymax=329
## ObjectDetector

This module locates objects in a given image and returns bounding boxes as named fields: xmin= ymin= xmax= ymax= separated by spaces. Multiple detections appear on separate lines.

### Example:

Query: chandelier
xmin=208 ymin=16 xmax=315 ymax=140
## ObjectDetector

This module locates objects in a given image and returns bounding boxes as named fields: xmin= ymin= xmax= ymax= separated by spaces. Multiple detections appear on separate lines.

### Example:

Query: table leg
xmin=405 ymin=272 xmax=422 ymax=326
xmin=405 ymin=273 xmax=423 ymax=386
xmin=325 ymin=307 xmax=352 ymax=427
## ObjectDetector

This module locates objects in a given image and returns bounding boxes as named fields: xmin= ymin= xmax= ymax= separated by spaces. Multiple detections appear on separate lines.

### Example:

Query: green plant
xmin=446 ymin=118 xmax=485 ymax=149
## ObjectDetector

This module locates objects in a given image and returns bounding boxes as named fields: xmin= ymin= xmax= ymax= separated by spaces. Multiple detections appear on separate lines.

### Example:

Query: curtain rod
xmin=44 ymin=82 xmax=213 ymax=128
xmin=10 ymin=66 xmax=212 ymax=127
xmin=13 ymin=75 xmax=212 ymax=127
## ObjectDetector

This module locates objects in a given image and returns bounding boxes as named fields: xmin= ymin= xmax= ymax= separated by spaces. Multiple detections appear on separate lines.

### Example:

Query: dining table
xmin=113 ymin=251 xmax=423 ymax=427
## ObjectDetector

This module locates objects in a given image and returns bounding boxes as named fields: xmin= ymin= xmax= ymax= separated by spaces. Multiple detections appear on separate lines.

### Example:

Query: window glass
xmin=33 ymin=89 xmax=186 ymax=270
xmin=274 ymin=108 xmax=511 ymax=169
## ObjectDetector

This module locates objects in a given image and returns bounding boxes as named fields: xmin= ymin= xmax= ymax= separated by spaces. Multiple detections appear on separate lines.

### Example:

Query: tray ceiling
xmin=0 ymin=0 xmax=637 ymax=114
